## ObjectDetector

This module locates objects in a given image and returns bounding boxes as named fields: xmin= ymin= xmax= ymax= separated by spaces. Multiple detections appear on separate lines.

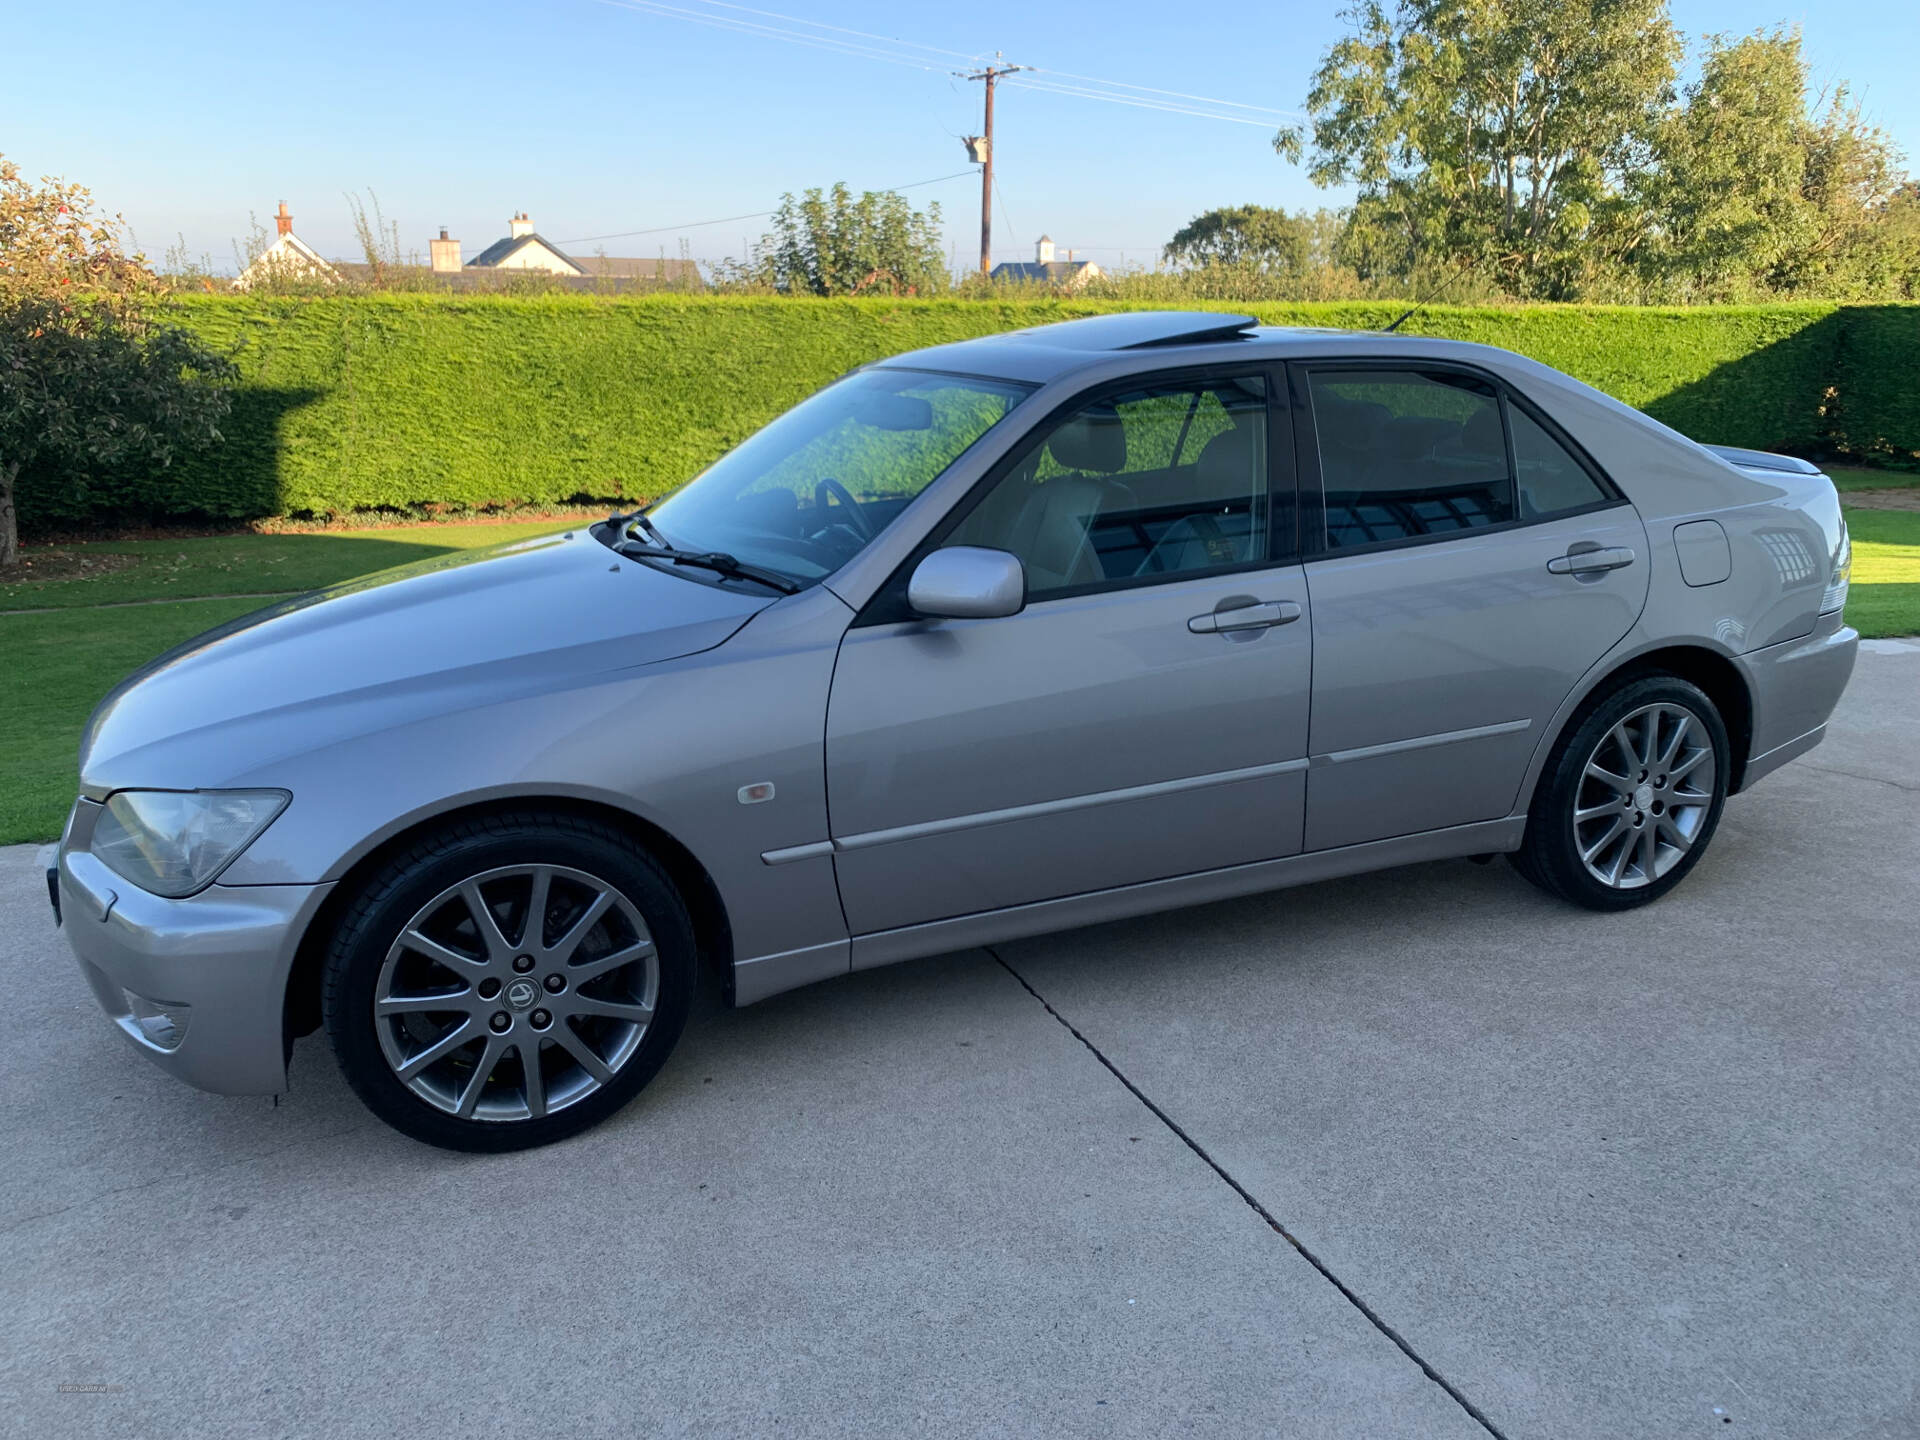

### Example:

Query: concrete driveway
xmin=3 ymin=646 xmax=1915 ymax=1440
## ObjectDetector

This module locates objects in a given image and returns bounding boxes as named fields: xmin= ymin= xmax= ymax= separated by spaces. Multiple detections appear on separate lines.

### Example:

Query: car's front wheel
xmin=322 ymin=812 xmax=695 ymax=1151
xmin=1512 ymin=674 xmax=1730 ymax=911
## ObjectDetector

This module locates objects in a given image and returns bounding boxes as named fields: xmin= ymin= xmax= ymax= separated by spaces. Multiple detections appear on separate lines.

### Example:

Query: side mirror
xmin=907 ymin=547 xmax=1026 ymax=620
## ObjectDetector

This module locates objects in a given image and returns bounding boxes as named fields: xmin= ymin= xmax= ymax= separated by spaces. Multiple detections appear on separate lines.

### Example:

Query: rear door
xmin=824 ymin=364 xmax=1313 ymax=935
xmin=1294 ymin=363 xmax=1649 ymax=851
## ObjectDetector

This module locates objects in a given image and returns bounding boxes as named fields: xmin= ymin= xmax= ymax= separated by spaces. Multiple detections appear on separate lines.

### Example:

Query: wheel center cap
xmin=1633 ymin=782 xmax=1656 ymax=812
xmin=503 ymin=977 xmax=541 ymax=1011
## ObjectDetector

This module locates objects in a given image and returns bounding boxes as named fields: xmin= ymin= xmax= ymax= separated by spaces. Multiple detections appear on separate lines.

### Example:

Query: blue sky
xmin=4 ymin=0 xmax=1915 ymax=274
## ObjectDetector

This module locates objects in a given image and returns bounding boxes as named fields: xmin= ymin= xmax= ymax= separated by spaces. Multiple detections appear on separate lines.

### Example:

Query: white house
xmin=233 ymin=202 xmax=338 ymax=289
xmin=991 ymin=235 xmax=1104 ymax=289
xmin=463 ymin=213 xmax=586 ymax=276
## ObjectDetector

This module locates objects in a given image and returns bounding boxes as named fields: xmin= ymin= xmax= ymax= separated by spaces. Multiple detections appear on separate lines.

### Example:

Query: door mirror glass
xmin=908 ymin=547 xmax=1026 ymax=619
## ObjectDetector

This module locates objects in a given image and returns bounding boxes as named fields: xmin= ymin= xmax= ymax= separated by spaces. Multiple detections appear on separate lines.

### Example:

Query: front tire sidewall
xmin=1521 ymin=676 xmax=1730 ymax=912
xmin=323 ymin=817 xmax=695 ymax=1152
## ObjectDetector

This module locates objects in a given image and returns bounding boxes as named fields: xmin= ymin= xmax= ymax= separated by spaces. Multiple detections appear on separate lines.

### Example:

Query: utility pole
xmin=959 ymin=58 xmax=1025 ymax=277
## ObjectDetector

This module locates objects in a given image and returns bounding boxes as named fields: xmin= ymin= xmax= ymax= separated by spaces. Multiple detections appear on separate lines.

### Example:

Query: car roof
xmin=874 ymin=312 xmax=1539 ymax=388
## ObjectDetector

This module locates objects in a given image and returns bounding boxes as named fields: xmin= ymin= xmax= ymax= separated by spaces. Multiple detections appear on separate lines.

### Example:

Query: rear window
xmin=1309 ymin=370 xmax=1514 ymax=548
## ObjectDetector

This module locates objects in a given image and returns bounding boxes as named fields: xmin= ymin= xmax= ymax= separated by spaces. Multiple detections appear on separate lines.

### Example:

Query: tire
xmin=1510 ymin=674 xmax=1730 ymax=912
xmin=322 ymin=811 xmax=695 ymax=1152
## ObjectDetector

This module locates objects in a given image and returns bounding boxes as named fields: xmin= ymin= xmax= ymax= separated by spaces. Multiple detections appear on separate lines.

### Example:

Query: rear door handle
xmin=1188 ymin=600 xmax=1302 ymax=634
xmin=1547 ymin=546 xmax=1635 ymax=575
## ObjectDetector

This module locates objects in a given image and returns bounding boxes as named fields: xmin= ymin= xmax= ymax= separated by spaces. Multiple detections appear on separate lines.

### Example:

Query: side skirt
xmin=730 ymin=816 xmax=1525 ymax=1005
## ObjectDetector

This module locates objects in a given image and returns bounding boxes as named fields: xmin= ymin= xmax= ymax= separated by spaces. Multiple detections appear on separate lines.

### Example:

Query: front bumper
xmin=54 ymin=813 xmax=332 ymax=1096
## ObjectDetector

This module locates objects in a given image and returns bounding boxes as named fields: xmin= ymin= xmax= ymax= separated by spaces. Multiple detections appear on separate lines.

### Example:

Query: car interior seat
xmin=1134 ymin=423 xmax=1261 ymax=576
xmin=1007 ymin=412 xmax=1130 ymax=589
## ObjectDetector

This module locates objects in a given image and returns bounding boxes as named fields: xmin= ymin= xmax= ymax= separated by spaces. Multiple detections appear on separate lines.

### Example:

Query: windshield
xmin=640 ymin=368 xmax=1033 ymax=587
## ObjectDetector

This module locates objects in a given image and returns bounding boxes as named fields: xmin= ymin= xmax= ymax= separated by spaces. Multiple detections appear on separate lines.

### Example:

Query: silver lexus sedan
xmin=48 ymin=313 xmax=1857 ymax=1150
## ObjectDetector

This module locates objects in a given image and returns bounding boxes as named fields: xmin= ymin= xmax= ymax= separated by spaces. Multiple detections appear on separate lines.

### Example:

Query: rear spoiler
xmin=1701 ymin=444 xmax=1824 ymax=477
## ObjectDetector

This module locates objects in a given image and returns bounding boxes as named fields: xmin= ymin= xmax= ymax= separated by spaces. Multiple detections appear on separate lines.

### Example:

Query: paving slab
xmin=0 ymin=839 xmax=1480 ymax=1440
xmin=998 ymin=648 xmax=1920 ymax=1439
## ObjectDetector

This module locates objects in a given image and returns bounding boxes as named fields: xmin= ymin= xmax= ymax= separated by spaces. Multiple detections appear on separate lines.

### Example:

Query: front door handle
xmin=1188 ymin=599 xmax=1302 ymax=634
xmin=1548 ymin=545 xmax=1635 ymax=575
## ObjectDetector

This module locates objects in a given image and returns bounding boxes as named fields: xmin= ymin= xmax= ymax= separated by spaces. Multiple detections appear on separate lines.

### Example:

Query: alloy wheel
xmin=372 ymin=863 xmax=658 ymax=1121
xmin=1572 ymin=702 xmax=1718 ymax=890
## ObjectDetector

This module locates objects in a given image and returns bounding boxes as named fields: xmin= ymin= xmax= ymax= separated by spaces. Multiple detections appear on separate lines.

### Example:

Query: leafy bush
xmin=13 ymin=294 xmax=1915 ymax=530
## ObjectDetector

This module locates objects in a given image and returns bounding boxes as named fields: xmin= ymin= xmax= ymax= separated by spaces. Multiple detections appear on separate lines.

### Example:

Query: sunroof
xmin=1014 ymin=312 xmax=1259 ymax=351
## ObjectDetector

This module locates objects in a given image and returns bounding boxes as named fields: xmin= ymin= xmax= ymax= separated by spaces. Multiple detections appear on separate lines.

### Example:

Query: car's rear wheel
xmin=322 ymin=813 xmax=694 ymax=1152
xmin=1511 ymin=674 xmax=1730 ymax=911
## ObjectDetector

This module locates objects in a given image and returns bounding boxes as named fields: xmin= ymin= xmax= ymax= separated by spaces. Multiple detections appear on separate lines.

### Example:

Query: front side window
xmin=1310 ymin=370 xmax=1513 ymax=549
xmin=644 ymin=368 xmax=1033 ymax=587
xmin=945 ymin=373 xmax=1271 ymax=599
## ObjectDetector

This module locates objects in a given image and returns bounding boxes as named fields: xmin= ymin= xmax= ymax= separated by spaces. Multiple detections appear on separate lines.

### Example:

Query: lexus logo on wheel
xmin=504 ymin=978 xmax=540 ymax=1011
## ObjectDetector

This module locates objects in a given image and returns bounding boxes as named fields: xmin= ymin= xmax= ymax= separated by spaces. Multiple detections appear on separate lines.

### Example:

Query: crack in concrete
xmin=0 ymin=1118 xmax=373 ymax=1238
xmin=989 ymin=945 xmax=1511 ymax=1440
xmin=1795 ymin=762 xmax=1920 ymax=794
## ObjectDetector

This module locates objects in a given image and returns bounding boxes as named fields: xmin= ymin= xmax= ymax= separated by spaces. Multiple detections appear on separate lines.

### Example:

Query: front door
xmin=1294 ymin=364 xmax=1650 ymax=851
xmin=825 ymin=367 xmax=1313 ymax=935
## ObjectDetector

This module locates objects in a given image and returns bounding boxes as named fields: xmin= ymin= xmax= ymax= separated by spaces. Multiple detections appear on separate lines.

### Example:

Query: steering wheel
xmin=813 ymin=477 xmax=874 ymax=540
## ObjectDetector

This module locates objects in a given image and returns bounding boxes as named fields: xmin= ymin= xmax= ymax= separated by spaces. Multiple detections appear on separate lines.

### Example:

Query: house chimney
xmin=509 ymin=211 xmax=534 ymax=239
xmin=430 ymin=227 xmax=462 ymax=273
xmin=276 ymin=201 xmax=293 ymax=237
xmin=1035 ymin=234 xmax=1055 ymax=265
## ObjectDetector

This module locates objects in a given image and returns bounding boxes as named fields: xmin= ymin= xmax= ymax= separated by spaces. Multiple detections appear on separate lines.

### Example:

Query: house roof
xmin=234 ymin=231 xmax=339 ymax=288
xmin=990 ymin=260 xmax=1100 ymax=283
xmin=569 ymin=255 xmax=703 ymax=281
xmin=325 ymin=262 xmax=705 ymax=291
xmin=466 ymin=232 xmax=585 ymax=274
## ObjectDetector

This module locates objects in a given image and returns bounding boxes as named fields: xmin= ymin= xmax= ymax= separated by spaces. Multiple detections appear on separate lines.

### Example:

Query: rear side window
xmin=1309 ymin=371 xmax=1513 ymax=548
xmin=1511 ymin=405 xmax=1610 ymax=517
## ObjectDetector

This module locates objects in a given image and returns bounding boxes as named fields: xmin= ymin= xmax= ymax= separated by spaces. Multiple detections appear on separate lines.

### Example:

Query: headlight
xmin=91 ymin=790 xmax=290 ymax=898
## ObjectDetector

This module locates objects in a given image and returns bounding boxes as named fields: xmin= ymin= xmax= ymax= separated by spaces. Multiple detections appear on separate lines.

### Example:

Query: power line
xmin=595 ymin=0 xmax=948 ymax=72
xmin=597 ymin=0 xmax=1297 ymax=128
xmin=654 ymin=0 xmax=978 ymax=61
xmin=554 ymin=169 xmax=977 ymax=246
xmin=1024 ymin=67 xmax=1302 ymax=119
xmin=1005 ymin=78 xmax=1282 ymax=128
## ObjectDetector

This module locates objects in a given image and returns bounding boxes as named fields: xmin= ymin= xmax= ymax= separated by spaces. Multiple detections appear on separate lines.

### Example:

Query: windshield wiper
xmin=613 ymin=539 xmax=800 ymax=595
xmin=628 ymin=511 xmax=670 ymax=547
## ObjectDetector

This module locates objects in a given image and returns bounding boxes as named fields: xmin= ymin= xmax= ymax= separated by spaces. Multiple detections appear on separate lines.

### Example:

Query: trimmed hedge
xmin=16 ymin=295 xmax=1915 ymax=528
xmin=1827 ymin=305 xmax=1920 ymax=466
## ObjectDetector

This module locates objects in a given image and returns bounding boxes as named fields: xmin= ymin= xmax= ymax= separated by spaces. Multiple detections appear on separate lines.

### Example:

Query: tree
xmin=1165 ymin=205 xmax=1320 ymax=274
xmin=1636 ymin=29 xmax=1915 ymax=298
xmin=731 ymin=183 xmax=948 ymax=297
xmin=0 ymin=157 xmax=234 ymax=565
xmin=1280 ymin=0 xmax=1682 ymax=297
xmin=1639 ymin=30 xmax=1815 ymax=296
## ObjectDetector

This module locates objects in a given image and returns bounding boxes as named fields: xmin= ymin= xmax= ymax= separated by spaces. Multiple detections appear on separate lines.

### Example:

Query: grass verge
xmin=1 ymin=520 xmax=579 ymax=611
xmin=0 ymin=520 xmax=573 ymax=846
xmin=1845 ymin=507 xmax=1920 ymax=641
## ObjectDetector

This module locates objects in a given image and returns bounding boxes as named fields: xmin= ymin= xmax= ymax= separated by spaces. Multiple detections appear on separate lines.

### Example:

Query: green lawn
xmin=0 ymin=520 xmax=583 ymax=611
xmin=1826 ymin=464 xmax=1920 ymax=493
xmin=1846 ymin=507 xmax=1920 ymax=642
xmin=1 ymin=506 xmax=1913 ymax=848
xmin=0 ymin=520 xmax=575 ymax=846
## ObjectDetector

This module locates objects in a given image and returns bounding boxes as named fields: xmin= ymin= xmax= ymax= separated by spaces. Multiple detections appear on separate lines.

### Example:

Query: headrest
xmin=1046 ymin=411 xmax=1126 ymax=474
xmin=1196 ymin=424 xmax=1255 ymax=483
xmin=1320 ymin=398 xmax=1392 ymax=449
xmin=1458 ymin=405 xmax=1503 ymax=456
